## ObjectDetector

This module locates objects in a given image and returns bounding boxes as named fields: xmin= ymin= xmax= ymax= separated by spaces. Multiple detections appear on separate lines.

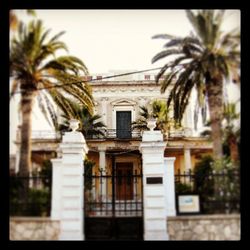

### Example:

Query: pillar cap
xmin=142 ymin=130 xmax=163 ymax=142
xmin=62 ymin=131 xmax=85 ymax=143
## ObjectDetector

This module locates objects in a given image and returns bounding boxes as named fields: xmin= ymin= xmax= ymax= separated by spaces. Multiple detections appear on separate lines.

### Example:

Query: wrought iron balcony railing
xmin=31 ymin=130 xmax=61 ymax=139
xmin=85 ymin=129 xmax=142 ymax=140
xmin=29 ymin=127 xmax=193 ymax=141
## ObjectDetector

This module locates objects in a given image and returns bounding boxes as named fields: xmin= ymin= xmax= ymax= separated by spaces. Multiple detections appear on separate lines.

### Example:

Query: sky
xmin=10 ymin=10 xmax=241 ymax=154
xmin=14 ymin=9 xmax=240 ymax=73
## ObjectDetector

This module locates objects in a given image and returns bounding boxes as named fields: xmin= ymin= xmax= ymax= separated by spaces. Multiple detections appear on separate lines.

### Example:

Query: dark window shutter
xmin=116 ymin=111 xmax=131 ymax=138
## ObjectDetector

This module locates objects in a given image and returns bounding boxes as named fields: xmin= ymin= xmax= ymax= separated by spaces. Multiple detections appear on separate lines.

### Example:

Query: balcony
xmin=86 ymin=129 xmax=142 ymax=140
xmin=31 ymin=130 xmax=61 ymax=140
xmin=29 ymin=128 xmax=192 ymax=141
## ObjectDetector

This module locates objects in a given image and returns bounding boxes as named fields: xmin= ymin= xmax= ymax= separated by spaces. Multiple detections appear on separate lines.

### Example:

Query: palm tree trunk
xmin=228 ymin=134 xmax=239 ymax=166
xmin=18 ymin=90 xmax=36 ymax=210
xmin=205 ymin=78 xmax=224 ymax=161
xmin=19 ymin=91 xmax=35 ymax=176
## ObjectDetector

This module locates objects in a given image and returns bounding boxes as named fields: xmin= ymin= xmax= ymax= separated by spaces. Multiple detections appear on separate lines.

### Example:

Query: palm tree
xmin=131 ymin=105 xmax=149 ymax=132
xmin=10 ymin=20 xmax=94 ymax=178
xmin=132 ymin=100 xmax=172 ymax=135
xmin=152 ymin=10 xmax=240 ymax=160
xmin=58 ymin=101 xmax=106 ymax=139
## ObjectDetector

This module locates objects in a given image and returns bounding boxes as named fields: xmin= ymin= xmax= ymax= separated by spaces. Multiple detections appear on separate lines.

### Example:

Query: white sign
xmin=178 ymin=195 xmax=200 ymax=213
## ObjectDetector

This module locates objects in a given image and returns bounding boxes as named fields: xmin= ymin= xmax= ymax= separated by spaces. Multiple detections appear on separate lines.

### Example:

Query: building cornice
xmin=90 ymin=81 xmax=160 ymax=87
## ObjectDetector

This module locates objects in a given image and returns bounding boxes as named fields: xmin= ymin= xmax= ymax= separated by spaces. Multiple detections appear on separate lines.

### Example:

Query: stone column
xmin=101 ymin=97 xmax=108 ymax=127
xmin=164 ymin=157 xmax=176 ymax=217
xmin=183 ymin=103 xmax=193 ymax=136
xmin=51 ymin=158 xmax=62 ymax=220
xmin=15 ymin=126 xmax=21 ymax=173
xmin=139 ymin=118 xmax=168 ymax=240
xmin=15 ymin=147 xmax=20 ymax=174
xmin=51 ymin=119 xmax=88 ymax=240
xmin=184 ymin=147 xmax=192 ymax=173
xmin=99 ymin=147 xmax=106 ymax=201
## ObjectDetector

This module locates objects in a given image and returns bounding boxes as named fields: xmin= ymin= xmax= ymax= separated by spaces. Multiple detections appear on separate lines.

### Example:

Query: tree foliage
xmin=152 ymin=10 xmax=240 ymax=160
xmin=132 ymin=100 xmax=172 ymax=134
xmin=10 ymin=20 xmax=94 ymax=177
xmin=58 ymin=101 xmax=106 ymax=138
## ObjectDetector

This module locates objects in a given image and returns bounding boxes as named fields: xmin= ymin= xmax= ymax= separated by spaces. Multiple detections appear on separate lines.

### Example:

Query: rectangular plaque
xmin=146 ymin=177 xmax=163 ymax=184
xmin=177 ymin=194 xmax=200 ymax=214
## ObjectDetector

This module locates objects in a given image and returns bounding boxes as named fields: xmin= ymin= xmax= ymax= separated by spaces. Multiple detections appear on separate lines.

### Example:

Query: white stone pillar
xmin=99 ymin=148 xmax=106 ymax=201
xmin=164 ymin=157 xmax=176 ymax=217
xmin=15 ymin=126 xmax=21 ymax=173
xmin=139 ymin=121 xmax=168 ymax=240
xmin=51 ymin=120 xmax=88 ymax=240
xmin=15 ymin=147 xmax=20 ymax=174
xmin=51 ymin=158 xmax=62 ymax=220
xmin=183 ymin=102 xmax=193 ymax=136
xmin=101 ymin=97 xmax=108 ymax=126
xmin=184 ymin=147 xmax=192 ymax=173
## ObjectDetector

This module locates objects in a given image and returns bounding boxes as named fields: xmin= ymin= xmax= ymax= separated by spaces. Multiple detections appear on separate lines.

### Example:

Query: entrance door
xmin=116 ymin=111 xmax=131 ymax=139
xmin=84 ymin=159 xmax=143 ymax=240
xmin=116 ymin=163 xmax=133 ymax=200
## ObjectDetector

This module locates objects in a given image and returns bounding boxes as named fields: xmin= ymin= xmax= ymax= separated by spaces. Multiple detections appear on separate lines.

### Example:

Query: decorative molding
xmin=167 ymin=140 xmax=213 ymax=149
xmin=92 ymin=85 xmax=160 ymax=94
xmin=110 ymin=98 xmax=137 ymax=106
xmin=100 ymin=97 xmax=109 ymax=101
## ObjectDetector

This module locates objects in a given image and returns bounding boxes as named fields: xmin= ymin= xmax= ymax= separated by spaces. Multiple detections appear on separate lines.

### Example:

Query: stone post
xmin=51 ymin=158 xmax=62 ymax=220
xmin=99 ymin=147 xmax=106 ymax=201
xmin=51 ymin=119 xmax=88 ymax=240
xmin=15 ymin=125 xmax=21 ymax=173
xmin=184 ymin=147 xmax=192 ymax=173
xmin=164 ymin=157 xmax=176 ymax=217
xmin=139 ymin=118 xmax=168 ymax=240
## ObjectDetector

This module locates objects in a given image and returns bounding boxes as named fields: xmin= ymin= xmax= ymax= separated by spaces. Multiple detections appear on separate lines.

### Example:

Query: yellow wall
xmin=166 ymin=151 xmax=213 ymax=174
xmin=86 ymin=150 xmax=213 ymax=201
xmin=85 ymin=153 xmax=142 ymax=201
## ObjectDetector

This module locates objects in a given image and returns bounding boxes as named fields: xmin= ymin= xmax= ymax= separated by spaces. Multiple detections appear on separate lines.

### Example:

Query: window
xmin=116 ymin=111 xmax=131 ymax=139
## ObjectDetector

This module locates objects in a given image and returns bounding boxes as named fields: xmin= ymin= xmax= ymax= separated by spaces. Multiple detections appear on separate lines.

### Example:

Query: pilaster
xmin=139 ymin=130 xmax=168 ymax=240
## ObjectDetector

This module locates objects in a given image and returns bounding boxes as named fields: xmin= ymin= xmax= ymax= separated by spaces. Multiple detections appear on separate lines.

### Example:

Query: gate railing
xmin=84 ymin=170 xmax=143 ymax=217
xmin=10 ymin=174 xmax=52 ymax=216
xmin=175 ymin=168 xmax=240 ymax=214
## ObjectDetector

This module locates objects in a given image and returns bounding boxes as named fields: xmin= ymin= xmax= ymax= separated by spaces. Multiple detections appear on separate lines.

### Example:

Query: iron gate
xmin=84 ymin=161 xmax=143 ymax=240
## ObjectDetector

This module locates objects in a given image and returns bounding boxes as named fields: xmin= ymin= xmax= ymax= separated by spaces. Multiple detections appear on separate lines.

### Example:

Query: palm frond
xmin=155 ymin=64 xmax=170 ymax=83
xmin=42 ymin=92 xmax=58 ymax=128
xmin=37 ymin=93 xmax=54 ymax=127
xmin=27 ymin=10 xmax=36 ymax=17
xmin=58 ymin=103 xmax=106 ymax=136
xmin=10 ymin=80 xmax=19 ymax=100
xmin=152 ymin=49 xmax=183 ymax=63
xmin=39 ymin=28 xmax=51 ymax=45
xmin=48 ymin=31 xmax=66 ymax=43
xmin=46 ymin=56 xmax=88 ymax=75
xmin=48 ymin=88 xmax=76 ymax=118
xmin=152 ymin=34 xmax=175 ymax=40
xmin=163 ymin=38 xmax=183 ymax=48
xmin=160 ymin=72 xmax=177 ymax=94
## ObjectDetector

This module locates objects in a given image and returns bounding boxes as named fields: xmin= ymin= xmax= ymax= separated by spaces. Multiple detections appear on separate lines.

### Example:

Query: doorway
xmin=116 ymin=163 xmax=133 ymax=200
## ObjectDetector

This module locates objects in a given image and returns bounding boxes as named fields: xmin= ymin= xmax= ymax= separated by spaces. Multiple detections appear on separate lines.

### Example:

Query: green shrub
xmin=175 ymin=182 xmax=192 ymax=194
xmin=194 ymin=155 xmax=214 ymax=197
xmin=84 ymin=158 xmax=95 ymax=191
xmin=27 ymin=188 xmax=51 ymax=216
xmin=10 ymin=186 xmax=50 ymax=216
